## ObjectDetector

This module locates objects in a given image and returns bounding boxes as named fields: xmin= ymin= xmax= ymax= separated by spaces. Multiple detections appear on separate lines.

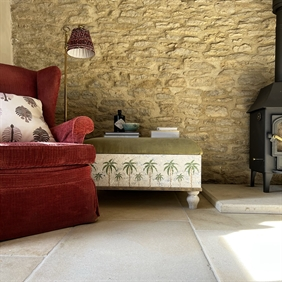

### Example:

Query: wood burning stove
xmin=247 ymin=0 xmax=282 ymax=192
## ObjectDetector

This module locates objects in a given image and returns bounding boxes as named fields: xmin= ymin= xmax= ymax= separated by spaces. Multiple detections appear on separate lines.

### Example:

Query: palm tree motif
xmin=135 ymin=173 xmax=143 ymax=186
xmin=32 ymin=127 xmax=50 ymax=142
xmin=24 ymin=97 xmax=37 ymax=108
xmin=102 ymin=159 xmax=117 ymax=186
xmin=0 ymin=93 xmax=11 ymax=102
xmin=176 ymin=173 xmax=184 ymax=187
xmin=143 ymin=159 xmax=157 ymax=187
xmin=164 ymin=160 xmax=178 ymax=187
xmin=155 ymin=173 xmax=164 ymax=187
xmin=2 ymin=124 xmax=22 ymax=142
xmin=91 ymin=163 xmax=97 ymax=171
xmin=115 ymin=172 xmax=123 ymax=186
xmin=94 ymin=172 xmax=104 ymax=185
xmin=123 ymin=159 xmax=137 ymax=187
xmin=185 ymin=160 xmax=199 ymax=187
xmin=16 ymin=106 xmax=32 ymax=123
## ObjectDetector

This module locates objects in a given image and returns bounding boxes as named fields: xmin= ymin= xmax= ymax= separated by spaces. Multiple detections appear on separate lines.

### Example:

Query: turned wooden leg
xmin=186 ymin=191 xmax=200 ymax=209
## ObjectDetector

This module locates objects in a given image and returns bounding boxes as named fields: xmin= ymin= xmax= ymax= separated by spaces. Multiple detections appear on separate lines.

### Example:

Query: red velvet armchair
xmin=0 ymin=63 xmax=99 ymax=241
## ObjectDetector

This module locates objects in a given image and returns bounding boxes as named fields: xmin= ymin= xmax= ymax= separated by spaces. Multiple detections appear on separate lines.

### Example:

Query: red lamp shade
xmin=67 ymin=27 xmax=95 ymax=59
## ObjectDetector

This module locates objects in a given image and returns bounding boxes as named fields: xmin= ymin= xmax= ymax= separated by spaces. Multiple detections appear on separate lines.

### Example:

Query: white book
xmin=104 ymin=135 xmax=139 ymax=138
xmin=157 ymin=127 xmax=178 ymax=131
xmin=151 ymin=130 xmax=179 ymax=138
xmin=105 ymin=132 xmax=139 ymax=136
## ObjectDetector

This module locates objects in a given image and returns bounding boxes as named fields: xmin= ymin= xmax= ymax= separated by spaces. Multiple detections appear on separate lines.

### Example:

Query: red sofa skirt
xmin=0 ymin=143 xmax=99 ymax=241
xmin=0 ymin=165 xmax=99 ymax=241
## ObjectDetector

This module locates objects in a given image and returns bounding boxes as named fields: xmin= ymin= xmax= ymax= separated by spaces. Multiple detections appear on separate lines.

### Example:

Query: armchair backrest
xmin=0 ymin=63 xmax=61 ymax=128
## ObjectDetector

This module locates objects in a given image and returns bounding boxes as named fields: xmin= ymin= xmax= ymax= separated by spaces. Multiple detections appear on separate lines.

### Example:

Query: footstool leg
xmin=186 ymin=191 xmax=200 ymax=209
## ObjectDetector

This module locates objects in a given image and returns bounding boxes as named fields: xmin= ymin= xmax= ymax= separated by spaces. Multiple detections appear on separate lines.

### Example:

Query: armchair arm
xmin=51 ymin=116 xmax=94 ymax=143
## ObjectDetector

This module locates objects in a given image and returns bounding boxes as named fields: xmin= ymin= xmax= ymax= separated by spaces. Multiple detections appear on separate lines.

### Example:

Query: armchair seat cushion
xmin=0 ymin=142 xmax=95 ymax=169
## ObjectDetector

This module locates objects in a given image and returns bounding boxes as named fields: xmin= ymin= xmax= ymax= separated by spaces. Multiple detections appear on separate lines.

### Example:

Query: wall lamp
xmin=63 ymin=25 xmax=95 ymax=121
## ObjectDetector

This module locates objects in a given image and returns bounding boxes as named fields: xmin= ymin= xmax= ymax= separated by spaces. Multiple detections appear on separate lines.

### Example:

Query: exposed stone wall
xmin=11 ymin=0 xmax=281 ymax=185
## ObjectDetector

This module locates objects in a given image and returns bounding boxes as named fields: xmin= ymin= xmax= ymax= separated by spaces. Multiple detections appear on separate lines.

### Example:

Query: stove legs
xmin=250 ymin=170 xmax=256 ymax=187
xmin=250 ymin=170 xmax=273 ymax=193
xmin=263 ymin=172 xmax=273 ymax=193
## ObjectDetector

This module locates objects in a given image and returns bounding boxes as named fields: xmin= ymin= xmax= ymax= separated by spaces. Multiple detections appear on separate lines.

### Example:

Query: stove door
xmin=272 ymin=115 xmax=282 ymax=156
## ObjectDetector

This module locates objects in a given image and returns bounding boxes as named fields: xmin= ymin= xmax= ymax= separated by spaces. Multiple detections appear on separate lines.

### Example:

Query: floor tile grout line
xmin=187 ymin=218 xmax=220 ymax=282
xmin=174 ymin=192 xmax=220 ymax=282
xmin=23 ymin=227 xmax=74 ymax=282
xmin=189 ymin=225 xmax=221 ymax=282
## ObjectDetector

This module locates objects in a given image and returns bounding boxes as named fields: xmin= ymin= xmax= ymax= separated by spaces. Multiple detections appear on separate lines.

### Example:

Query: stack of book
xmin=104 ymin=132 xmax=140 ymax=138
xmin=151 ymin=127 xmax=179 ymax=138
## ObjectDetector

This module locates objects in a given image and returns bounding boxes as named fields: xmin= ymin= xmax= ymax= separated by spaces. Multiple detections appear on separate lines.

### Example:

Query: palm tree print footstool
xmin=85 ymin=137 xmax=203 ymax=209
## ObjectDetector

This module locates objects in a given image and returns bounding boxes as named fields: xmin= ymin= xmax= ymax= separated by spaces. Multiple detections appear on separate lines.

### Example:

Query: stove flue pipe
xmin=273 ymin=0 xmax=282 ymax=81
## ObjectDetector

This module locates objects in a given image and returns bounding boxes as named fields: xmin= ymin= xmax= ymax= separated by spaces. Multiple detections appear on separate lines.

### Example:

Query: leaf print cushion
xmin=0 ymin=92 xmax=56 ymax=142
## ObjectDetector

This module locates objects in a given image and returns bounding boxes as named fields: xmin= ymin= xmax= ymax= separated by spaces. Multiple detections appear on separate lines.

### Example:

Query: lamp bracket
xmin=62 ymin=26 xmax=70 ymax=33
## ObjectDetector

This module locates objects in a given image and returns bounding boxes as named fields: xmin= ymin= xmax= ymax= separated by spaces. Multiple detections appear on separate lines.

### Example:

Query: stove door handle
xmin=269 ymin=134 xmax=282 ymax=142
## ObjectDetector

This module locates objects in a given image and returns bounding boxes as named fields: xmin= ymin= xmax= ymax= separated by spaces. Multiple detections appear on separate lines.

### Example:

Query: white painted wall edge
xmin=0 ymin=0 xmax=13 ymax=65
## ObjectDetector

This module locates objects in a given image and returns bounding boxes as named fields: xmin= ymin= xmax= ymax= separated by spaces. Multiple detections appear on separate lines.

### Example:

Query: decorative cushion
xmin=0 ymin=92 xmax=55 ymax=142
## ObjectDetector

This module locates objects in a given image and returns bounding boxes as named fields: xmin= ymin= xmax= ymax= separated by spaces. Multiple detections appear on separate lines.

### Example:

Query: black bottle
xmin=114 ymin=110 xmax=125 ymax=132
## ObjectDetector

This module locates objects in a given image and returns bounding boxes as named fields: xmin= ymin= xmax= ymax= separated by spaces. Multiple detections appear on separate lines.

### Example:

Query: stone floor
xmin=0 ymin=184 xmax=281 ymax=282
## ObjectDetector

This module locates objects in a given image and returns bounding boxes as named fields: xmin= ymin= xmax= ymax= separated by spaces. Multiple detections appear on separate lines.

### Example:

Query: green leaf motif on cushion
xmin=32 ymin=127 xmax=50 ymax=142
xmin=2 ymin=124 xmax=22 ymax=142
xmin=15 ymin=106 xmax=32 ymax=123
